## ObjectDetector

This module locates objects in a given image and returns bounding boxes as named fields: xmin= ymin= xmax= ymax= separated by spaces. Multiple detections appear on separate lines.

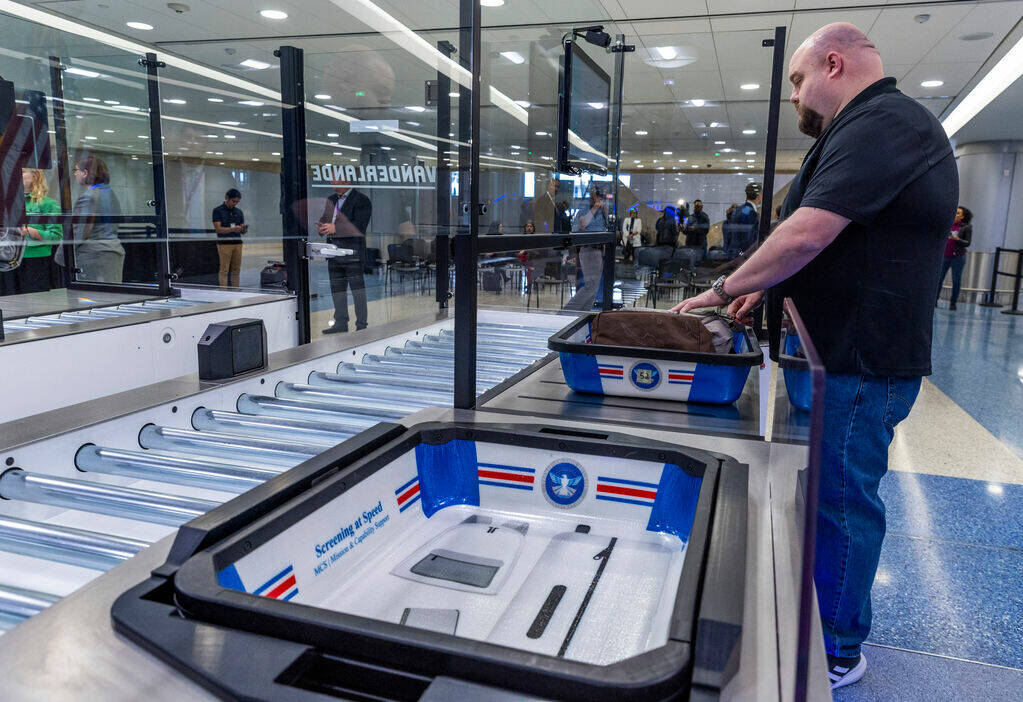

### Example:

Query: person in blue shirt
xmin=63 ymin=156 xmax=124 ymax=283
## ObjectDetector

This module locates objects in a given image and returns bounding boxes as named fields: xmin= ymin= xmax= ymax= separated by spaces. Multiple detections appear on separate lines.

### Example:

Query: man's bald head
xmin=789 ymin=23 xmax=885 ymax=137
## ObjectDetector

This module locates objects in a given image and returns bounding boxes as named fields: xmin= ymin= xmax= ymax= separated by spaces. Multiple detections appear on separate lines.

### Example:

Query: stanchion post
xmin=1002 ymin=250 xmax=1023 ymax=316
xmin=979 ymin=246 xmax=1003 ymax=307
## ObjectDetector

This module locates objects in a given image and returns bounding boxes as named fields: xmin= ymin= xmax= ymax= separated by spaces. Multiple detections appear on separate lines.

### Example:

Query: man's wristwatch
xmin=712 ymin=275 xmax=735 ymax=304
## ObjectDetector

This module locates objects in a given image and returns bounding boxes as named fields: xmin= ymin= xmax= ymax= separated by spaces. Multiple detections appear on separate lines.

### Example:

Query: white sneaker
xmin=828 ymin=653 xmax=867 ymax=690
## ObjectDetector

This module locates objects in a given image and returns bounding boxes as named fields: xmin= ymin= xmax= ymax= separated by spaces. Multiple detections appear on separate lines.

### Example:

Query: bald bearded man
xmin=673 ymin=23 xmax=957 ymax=689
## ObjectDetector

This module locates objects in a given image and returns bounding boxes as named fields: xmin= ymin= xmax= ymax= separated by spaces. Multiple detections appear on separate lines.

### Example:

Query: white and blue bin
xmin=778 ymin=330 xmax=812 ymax=411
xmin=548 ymin=313 xmax=763 ymax=405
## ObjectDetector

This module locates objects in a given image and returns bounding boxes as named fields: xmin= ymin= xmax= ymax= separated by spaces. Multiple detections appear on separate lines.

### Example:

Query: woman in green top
xmin=17 ymin=168 xmax=62 ymax=293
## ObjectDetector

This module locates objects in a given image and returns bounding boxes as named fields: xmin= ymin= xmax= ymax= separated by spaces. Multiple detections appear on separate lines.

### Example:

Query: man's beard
xmin=796 ymin=103 xmax=825 ymax=137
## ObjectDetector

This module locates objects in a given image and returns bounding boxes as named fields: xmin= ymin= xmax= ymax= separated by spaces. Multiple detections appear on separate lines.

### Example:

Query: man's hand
xmin=670 ymin=288 xmax=727 ymax=313
xmin=318 ymin=222 xmax=336 ymax=236
xmin=727 ymin=291 xmax=765 ymax=325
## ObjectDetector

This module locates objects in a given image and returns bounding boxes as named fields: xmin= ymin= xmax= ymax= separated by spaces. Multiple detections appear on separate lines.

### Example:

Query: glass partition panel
xmin=0 ymin=9 xmax=158 ymax=290
xmin=157 ymin=62 xmax=284 ymax=289
xmin=295 ymin=8 xmax=461 ymax=338
xmin=618 ymin=22 xmax=777 ymax=308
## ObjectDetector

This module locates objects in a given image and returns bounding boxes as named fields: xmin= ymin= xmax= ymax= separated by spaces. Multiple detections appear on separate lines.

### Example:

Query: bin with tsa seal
xmin=548 ymin=312 xmax=763 ymax=405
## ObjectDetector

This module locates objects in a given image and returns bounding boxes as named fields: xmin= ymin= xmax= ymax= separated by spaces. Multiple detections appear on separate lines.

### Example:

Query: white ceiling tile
xmin=899 ymin=62 xmax=983 ymax=99
xmin=710 ymin=14 xmax=792 ymax=33
xmin=920 ymin=1 xmax=1023 ymax=64
xmin=616 ymin=0 xmax=708 ymax=20
xmin=868 ymin=4 xmax=974 ymax=66
xmin=662 ymin=69 xmax=726 ymax=101
xmin=715 ymin=29 xmax=786 ymax=70
xmin=707 ymin=0 xmax=792 ymax=12
xmin=630 ymin=19 xmax=713 ymax=36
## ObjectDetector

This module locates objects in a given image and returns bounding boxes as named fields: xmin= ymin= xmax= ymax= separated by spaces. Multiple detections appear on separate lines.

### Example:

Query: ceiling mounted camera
xmin=167 ymin=3 xmax=191 ymax=14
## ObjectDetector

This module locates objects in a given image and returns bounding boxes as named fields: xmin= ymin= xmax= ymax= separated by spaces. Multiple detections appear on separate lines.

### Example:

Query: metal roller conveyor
xmin=0 ymin=515 xmax=149 ymax=571
xmin=307 ymin=370 xmax=483 ymax=395
xmin=379 ymin=349 xmax=526 ymax=372
xmin=357 ymin=360 xmax=507 ymax=386
xmin=0 ymin=585 xmax=60 ymax=630
xmin=274 ymin=383 xmax=428 ymax=417
xmin=76 ymin=445 xmax=284 ymax=494
xmin=138 ymin=425 xmax=325 ymax=465
xmin=0 ymin=469 xmax=218 ymax=526
xmin=441 ymin=328 xmax=551 ymax=344
xmin=237 ymin=394 xmax=399 ymax=425
xmin=420 ymin=334 xmax=545 ymax=355
xmin=396 ymin=341 xmax=537 ymax=365
xmin=477 ymin=322 xmax=557 ymax=334
xmin=192 ymin=408 xmax=369 ymax=442
xmin=278 ymin=378 xmax=450 ymax=406
xmin=75 ymin=308 xmax=141 ymax=318
xmin=322 ymin=367 xmax=490 ymax=394
xmin=25 ymin=316 xmax=79 ymax=326
xmin=362 ymin=353 xmax=520 ymax=377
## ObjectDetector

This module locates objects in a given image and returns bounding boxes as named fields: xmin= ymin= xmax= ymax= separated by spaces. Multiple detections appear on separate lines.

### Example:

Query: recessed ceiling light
xmin=203 ymin=134 xmax=218 ymax=138
xmin=920 ymin=80 xmax=944 ymax=88
xmin=138 ymin=135 xmax=148 ymax=139
xmin=164 ymin=98 xmax=186 ymax=104
xmin=405 ymin=105 xmax=426 ymax=112
xmin=449 ymin=91 xmax=460 ymax=98
xmin=635 ymin=130 xmax=648 ymax=136
xmin=541 ymin=155 xmax=552 ymax=160
xmin=208 ymin=97 xmax=224 ymax=103
xmin=252 ymin=157 xmax=260 ymax=161
xmin=689 ymin=99 xmax=705 ymax=107
xmin=326 ymin=132 xmax=340 ymax=138
xmin=740 ymin=83 xmax=760 ymax=90
xmin=219 ymin=120 xmax=241 ymax=125
xmin=215 ymin=152 xmax=223 ymax=155
xmin=103 ymin=100 xmax=119 ymax=105
xmin=239 ymin=59 xmax=271 ymax=70
xmin=692 ymin=164 xmax=699 ymax=168
xmin=500 ymin=51 xmax=525 ymax=65
xmin=260 ymin=10 xmax=288 ymax=20
xmin=655 ymin=46 xmax=677 ymax=60
xmin=662 ymin=151 xmax=672 ymax=155
xmin=480 ymin=0 xmax=505 ymax=6
xmin=271 ymin=152 xmax=280 ymax=156
xmin=746 ymin=159 xmax=755 ymax=162
xmin=314 ymin=94 xmax=331 ymax=100
xmin=103 ymin=129 xmax=114 ymax=133
xmin=633 ymin=159 xmax=641 ymax=163
xmin=678 ymin=159 xmax=687 ymax=162
xmin=381 ymin=146 xmax=392 ymax=151
xmin=959 ymin=32 xmax=994 ymax=41
xmin=218 ymin=162 xmax=225 ymax=165
xmin=126 ymin=21 xmax=153 ymax=31
xmin=514 ymin=100 xmax=531 ymax=108
xmin=83 ymin=97 xmax=100 ymax=102
xmin=587 ymin=102 xmax=605 ymax=109
xmin=224 ymin=134 xmax=236 ymax=139
xmin=238 ymin=100 xmax=264 ymax=106
xmin=510 ymin=145 xmax=521 ymax=149
xmin=66 ymin=67 xmax=100 ymax=78
xmin=407 ymin=121 xmax=420 ymax=127
xmin=535 ymin=130 xmax=548 ymax=136
xmin=746 ymin=151 xmax=756 ymax=155
xmin=742 ymin=129 xmax=756 ymax=135
xmin=714 ymin=140 xmax=726 ymax=145
xmin=653 ymin=159 xmax=659 ymax=163
xmin=205 ymin=151 xmax=214 ymax=154
xmin=710 ymin=121 xmax=726 ymax=128
xmin=390 ymin=157 xmax=397 ymax=161
xmin=83 ymin=135 xmax=97 ymax=140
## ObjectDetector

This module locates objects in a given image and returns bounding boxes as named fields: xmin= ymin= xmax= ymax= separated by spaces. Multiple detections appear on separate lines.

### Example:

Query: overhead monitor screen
xmin=557 ymin=42 xmax=611 ymax=174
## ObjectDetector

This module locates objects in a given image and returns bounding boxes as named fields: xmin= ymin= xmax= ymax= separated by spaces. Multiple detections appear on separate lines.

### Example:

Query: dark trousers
xmin=328 ymin=259 xmax=367 ymax=329
xmin=937 ymin=255 xmax=966 ymax=304
xmin=0 ymin=257 xmax=52 ymax=295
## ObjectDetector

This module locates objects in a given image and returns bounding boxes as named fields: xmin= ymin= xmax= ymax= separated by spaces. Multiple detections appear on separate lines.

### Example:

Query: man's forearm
xmin=724 ymin=208 xmax=848 ymax=296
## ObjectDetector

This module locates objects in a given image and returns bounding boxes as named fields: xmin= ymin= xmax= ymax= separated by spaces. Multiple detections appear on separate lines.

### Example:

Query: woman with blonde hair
xmin=14 ymin=169 xmax=61 ymax=293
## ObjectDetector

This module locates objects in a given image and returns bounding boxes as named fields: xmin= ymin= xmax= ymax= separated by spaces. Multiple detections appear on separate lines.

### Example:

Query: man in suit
xmin=318 ymin=181 xmax=372 ymax=333
xmin=533 ymin=178 xmax=569 ymax=234
xmin=724 ymin=182 xmax=761 ymax=259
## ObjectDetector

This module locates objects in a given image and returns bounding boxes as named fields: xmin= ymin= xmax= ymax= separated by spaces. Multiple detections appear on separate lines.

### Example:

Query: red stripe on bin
xmin=267 ymin=574 xmax=296 ymax=599
xmin=397 ymin=483 xmax=420 ymax=505
xmin=596 ymin=484 xmax=657 ymax=500
xmin=477 ymin=470 xmax=534 ymax=484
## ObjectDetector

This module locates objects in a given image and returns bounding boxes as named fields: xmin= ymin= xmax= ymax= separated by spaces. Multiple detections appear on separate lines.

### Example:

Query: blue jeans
xmin=937 ymin=255 xmax=966 ymax=304
xmin=815 ymin=373 xmax=922 ymax=658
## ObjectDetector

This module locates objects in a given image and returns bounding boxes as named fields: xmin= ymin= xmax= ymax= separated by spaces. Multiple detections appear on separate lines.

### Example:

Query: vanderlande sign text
xmin=310 ymin=163 xmax=438 ymax=187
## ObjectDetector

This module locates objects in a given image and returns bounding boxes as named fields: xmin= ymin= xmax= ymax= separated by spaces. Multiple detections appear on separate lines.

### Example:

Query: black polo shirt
xmin=775 ymin=77 xmax=958 ymax=376
xmin=212 ymin=203 xmax=244 ymax=243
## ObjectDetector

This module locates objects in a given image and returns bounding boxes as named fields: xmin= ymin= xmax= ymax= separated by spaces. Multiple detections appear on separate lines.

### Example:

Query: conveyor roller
xmin=191 ymin=408 xmax=368 ymax=442
xmin=76 ymin=445 xmax=284 ymax=494
xmin=0 ymin=469 xmax=219 ymax=526
xmin=0 ymin=515 xmax=149 ymax=570
xmin=0 ymin=585 xmax=60 ymax=630
xmin=274 ymin=383 xmax=427 ymax=417
xmin=138 ymin=425 xmax=326 ymax=465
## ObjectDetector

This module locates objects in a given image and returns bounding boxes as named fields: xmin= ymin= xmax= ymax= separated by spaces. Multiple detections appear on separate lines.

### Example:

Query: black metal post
xmin=602 ymin=34 xmax=627 ymax=312
xmin=141 ymin=53 xmax=174 ymax=296
xmin=1003 ymin=250 xmax=1023 ymax=315
xmin=979 ymin=246 xmax=1003 ymax=306
xmin=758 ymin=27 xmax=787 ymax=244
xmin=277 ymin=46 xmax=311 ymax=345
xmin=436 ymin=40 xmax=456 ymax=309
xmin=48 ymin=56 xmax=75 ymax=284
xmin=453 ymin=0 xmax=481 ymax=409
xmin=762 ymin=26 xmax=788 ymax=350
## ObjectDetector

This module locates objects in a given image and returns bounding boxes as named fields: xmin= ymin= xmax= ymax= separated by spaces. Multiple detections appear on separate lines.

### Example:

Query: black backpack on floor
xmin=260 ymin=260 xmax=287 ymax=289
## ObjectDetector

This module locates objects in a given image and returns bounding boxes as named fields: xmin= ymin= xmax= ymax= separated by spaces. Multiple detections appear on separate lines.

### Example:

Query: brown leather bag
xmin=590 ymin=309 xmax=719 ymax=352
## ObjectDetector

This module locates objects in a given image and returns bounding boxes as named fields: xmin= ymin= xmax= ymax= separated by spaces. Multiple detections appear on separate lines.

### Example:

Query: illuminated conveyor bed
xmin=114 ymin=421 xmax=748 ymax=701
